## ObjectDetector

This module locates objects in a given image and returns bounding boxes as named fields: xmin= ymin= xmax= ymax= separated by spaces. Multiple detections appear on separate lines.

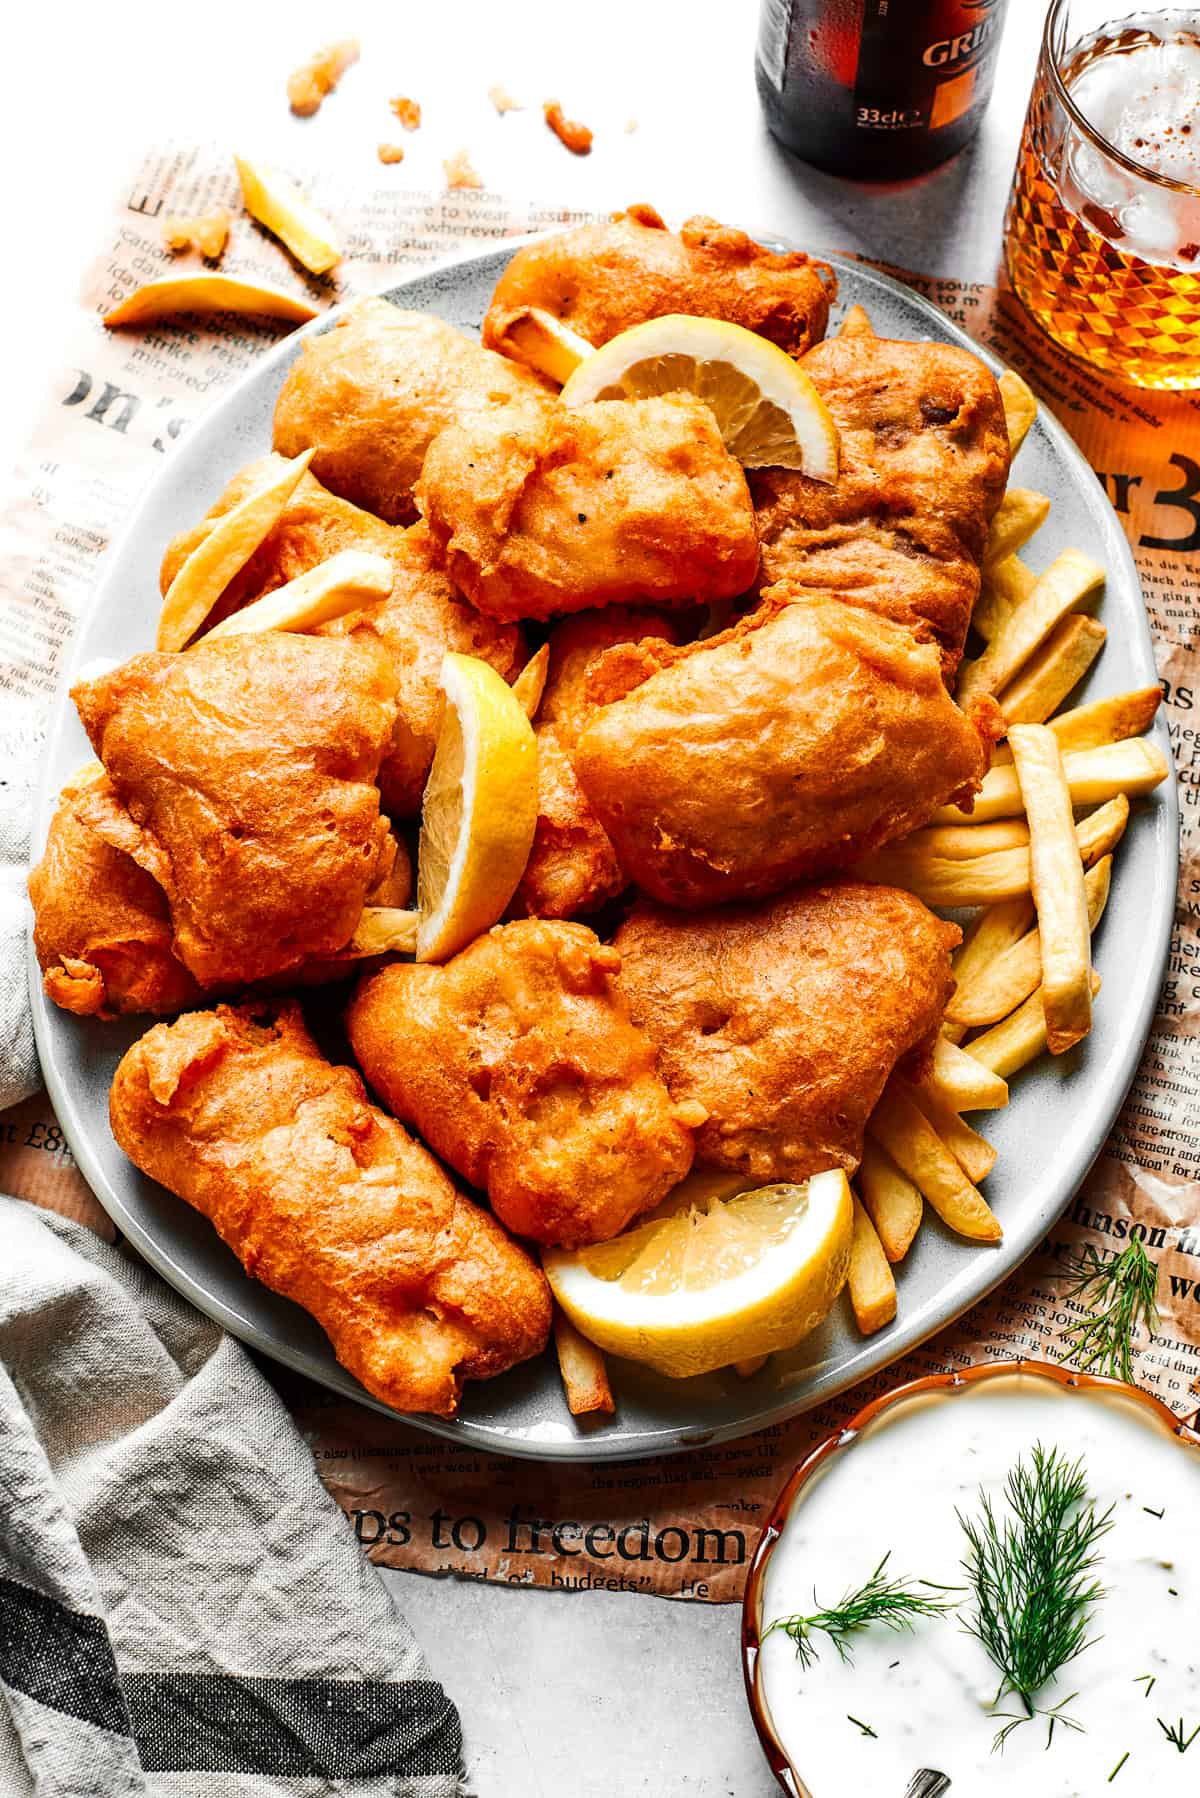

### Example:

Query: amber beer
xmin=1005 ymin=4 xmax=1200 ymax=390
xmin=756 ymin=0 xmax=1012 ymax=179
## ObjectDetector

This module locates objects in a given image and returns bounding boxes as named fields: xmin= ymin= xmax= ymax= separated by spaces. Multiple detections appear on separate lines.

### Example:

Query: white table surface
xmin=0 ymin=4 xmax=1046 ymax=1791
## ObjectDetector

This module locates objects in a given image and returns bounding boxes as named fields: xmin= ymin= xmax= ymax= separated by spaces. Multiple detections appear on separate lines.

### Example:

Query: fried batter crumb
xmin=489 ymin=83 xmax=523 ymax=114
xmin=377 ymin=142 xmax=406 ymax=165
xmin=444 ymin=149 xmax=483 ymax=190
xmin=543 ymin=100 xmax=593 ymax=156
xmin=389 ymin=95 xmax=422 ymax=131
xmin=625 ymin=117 xmax=639 ymax=134
xmin=287 ymin=40 xmax=360 ymax=117
xmin=160 ymin=208 xmax=231 ymax=260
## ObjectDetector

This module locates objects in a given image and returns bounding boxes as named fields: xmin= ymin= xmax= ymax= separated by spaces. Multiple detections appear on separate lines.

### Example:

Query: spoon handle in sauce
xmin=903 ymin=1774 xmax=950 ymax=1798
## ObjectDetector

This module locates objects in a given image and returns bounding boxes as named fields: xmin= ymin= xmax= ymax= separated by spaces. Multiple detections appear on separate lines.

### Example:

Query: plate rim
xmin=29 ymin=240 xmax=1179 ymax=1462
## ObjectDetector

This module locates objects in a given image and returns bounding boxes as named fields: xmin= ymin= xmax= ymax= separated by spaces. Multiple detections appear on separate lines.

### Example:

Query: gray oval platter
xmin=29 ymin=242 xmax=1178 ymax=1461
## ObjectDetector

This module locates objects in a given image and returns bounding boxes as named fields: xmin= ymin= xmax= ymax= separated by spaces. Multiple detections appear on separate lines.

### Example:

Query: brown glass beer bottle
xmin=756 ymin=0 xmax=1012 ymax=179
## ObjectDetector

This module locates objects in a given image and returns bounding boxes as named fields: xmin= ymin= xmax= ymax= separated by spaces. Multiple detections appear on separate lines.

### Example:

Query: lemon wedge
xmin=559 ymin=314 xmax=839 ymax=479
xmin=416 ymin=653 xmax=538 ymax=962
xmin=544 ymin=1167 xmax=853 ymax=1379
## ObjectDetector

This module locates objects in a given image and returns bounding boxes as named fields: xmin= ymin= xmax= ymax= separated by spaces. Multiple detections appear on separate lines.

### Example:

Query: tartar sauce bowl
xmin=741 ymin=1358 xmax=1200 ymax=1798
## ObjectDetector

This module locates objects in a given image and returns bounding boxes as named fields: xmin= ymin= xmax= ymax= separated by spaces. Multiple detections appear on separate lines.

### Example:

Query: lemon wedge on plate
xmin=544 ymin=1167 xmax=853 ymax=1379
xmin=559 ymin=314 xmax=839 ymax=479
xmin=416 ymin=652 xmax=538 ymax=962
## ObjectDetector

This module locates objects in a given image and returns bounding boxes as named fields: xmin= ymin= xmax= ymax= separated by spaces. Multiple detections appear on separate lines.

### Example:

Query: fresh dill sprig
xmin=847 ymin=1714 xmax=878 ymax=1738
xmin=763 ymin=1552 xmax=956 ymax=1670
xmin=1108 ymin=1749 xmax=1130 ymax=1782
xmin=1059 ymin=1238 xmax=1160 ymax=1382
xmin=957 ymin=1442 xmax=1113 ymax=1751
xmin=1158 ymin=1716 xmax=1200 ymax=1754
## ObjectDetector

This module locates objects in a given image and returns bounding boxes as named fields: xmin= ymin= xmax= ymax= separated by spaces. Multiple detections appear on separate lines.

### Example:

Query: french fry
xmin=104 ymin=274 xmax=319 ymax=329
xmin=490 ymin=305 xmax=594 ymax=385
xmin=512 ymin=643 xmax=551 ymax=719
xmin=972 ymin=554 xmax=1037 ymax=643
xmin=867 ymin=1087 xmax=1002 ymax=1243
xmin=995 ymin=615 xmax=1107 ymax=725
xmin=911 ymin=819 xmax=1030 ymax=858
xmin=837 ymin=303 xmax=875 ymax=338
xmin=1009 ymin=724 xmax=1093 ymax=1053
xmin=553 ymin=1309 xmax=615 ymax=1416
xmin=998 ymin=369 xmax=1037 ymax=457
xmin=966 ymin=970 xmax=1101 ymax=1078
xmin=906 ymin=1082 xmax=997 ymax=1184
xmin=848 ymin=1194 xmax=897 ymax=1334
xmin=923 ymin=1035 xmax=1009 ymax=1111
xmin=203 ymin=551 xmax=393 ymax=642
xmin=947 ymin=856 xmax=1111 ymax=1028
xmin=856 ymin=794 xmax=1128 ymax=907
xmin=958 ymin=547 xmax=1106 ymax=705
xmin=157 ymin=450 xmax=314 ymax=652
xmin=235 ymin=155 xmax=340 ymax=275
xmin=856 ymin=1138 xmax=923 ymax=1263
xmin=933 ymin=737 xmax=1169 ymax=825
xmin=733 ymin=1355 xmax=769 ymax=1378
xmin=344 ymin=907 xmax=419 ymax=956
xmin=1043 ymin=685 xmax=1162 ymax=755
xmin=943 ymin=898 xmax=1036 ymax=1043
xmin=983 ymin=488 xmax=1051 ymax=568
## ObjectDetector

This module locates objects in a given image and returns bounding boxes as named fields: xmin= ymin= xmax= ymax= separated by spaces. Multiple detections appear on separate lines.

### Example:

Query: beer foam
xmin=1072 ymin=39 xmax=1200 ymax=184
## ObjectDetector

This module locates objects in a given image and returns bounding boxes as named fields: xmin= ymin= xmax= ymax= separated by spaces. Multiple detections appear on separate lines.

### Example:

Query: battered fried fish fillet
xmin=752 ymin=334 xmax=1010 ymax=674
xmin=272 ymin=299 xmax=546 ymax=524
xmin=29 ymin=765 xmax=201 ymax=1019
xmin=615 ymin=883 xmax=959 ymax=1185
xmin=348 ymin=920 xmax=703 ymax=1247
xmin=573 ymin=599 xmax=998 ymax=909
xmin=483 ymin=205 xmax=834 ymax=359
xmin=72 ymin=633 xmax=398 ymax=988
xmin=512 ymin=607 xmax=677 ymax=920
xmin=416 ymin=393 xmax=759 ymax=621
xmin=160 ymin=460 xmax=524 ymax=817
xmin=109 ymin=1002 xmax=551 ymax=1416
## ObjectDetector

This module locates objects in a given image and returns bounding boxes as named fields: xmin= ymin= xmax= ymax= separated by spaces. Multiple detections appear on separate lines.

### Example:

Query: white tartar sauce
xmin=757 ymin=1374 xmax=1199 ymax=1796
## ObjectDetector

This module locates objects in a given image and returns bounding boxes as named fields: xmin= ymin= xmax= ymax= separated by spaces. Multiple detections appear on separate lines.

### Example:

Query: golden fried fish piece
xmin=110 ymin=1002 xmax=551 ymax=1416
xmin=415 ymin=393 xmax=759 ymax=622
xmin=28 ymin=765 xmax=201 ymax=1019
xmin=272 ymin=298 xmax=546 ymax=524
xmin=483 ymin=205 xmax=834 ymax=358
xmin=573 ymin=599 xmax=997 ymax=909
xmin=752 ymin=334 xmax=1009 ymax=675
xmin=348 ymin=920 xmax=702 ymax=1248
xmin=72 ymin=632 xmax=398 ymax=989
xmin=160 ymin=460 xmax=524 ymax=818
xmin=615 ymin=882 xmax=959 ymax=1186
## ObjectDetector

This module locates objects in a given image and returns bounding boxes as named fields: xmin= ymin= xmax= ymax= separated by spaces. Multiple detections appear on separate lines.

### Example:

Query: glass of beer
xmin=1005 ymin=1 xmax=1200 ymax=389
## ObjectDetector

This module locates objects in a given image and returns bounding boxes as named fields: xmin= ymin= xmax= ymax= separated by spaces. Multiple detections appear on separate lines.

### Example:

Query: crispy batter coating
xmin=416 ymin=394 xmax=759 ymax=621
xmin=513 ymin=607 xmax=677 ymax=920
xmin=29 ymin=766 xmax=200 ymax=1019
xmin=348 ymin=920 xmax=701 ymax=1247
xmin=615 ymin=883 xmax=959 ymax=1185
xmin=483 ymin=205 xmax=834 ymax=358
xmin=110 ymin=1002 xmax=551 ymax=1416
xmin=72 ymin=633 xmax=398 ymax=989
xmin=752 ymin=334 xmax=1010 ymax=674
xmin=573 ymin=600 xmax=997 ymax=909
xmin=272 ymin=299 xmax=545 ymax=524
xmin=160 ymin=461 xmax=524 ymax=817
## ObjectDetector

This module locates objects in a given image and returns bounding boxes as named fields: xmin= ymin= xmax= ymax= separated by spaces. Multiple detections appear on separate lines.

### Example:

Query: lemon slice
xmin=544 ymin=1167 xmax=853 ymax=1379
xmin=416 ymin=653 xmax=538 ymax=962
xmin=559 ymin=314 xmax=839 ymax=479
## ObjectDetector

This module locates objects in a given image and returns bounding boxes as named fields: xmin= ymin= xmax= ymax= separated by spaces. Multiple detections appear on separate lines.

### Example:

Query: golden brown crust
xmin=272 ymin=299 xmax=545 ymax=524
xmin=615 ymin=882 xmax=960 ymax=1185
xmin=483 ymin=208 xmax=834 ymax=357
xmin=752 ymin=335 xmax=1010 ymax=675
xmin=109 ymin=1002 xmax=551 ymax=1415
xmin=72 ymin=633 xmax=398 ymax=988
xmin=416 ymin=394 xmax=759 ymax=621
xmin=573 ymin=600 xmax=994 ymax=908
xmin=29 ymin=767 xmax=201 ymax=1019
xmin=348 ymin=920 xmax=698 ymax=1247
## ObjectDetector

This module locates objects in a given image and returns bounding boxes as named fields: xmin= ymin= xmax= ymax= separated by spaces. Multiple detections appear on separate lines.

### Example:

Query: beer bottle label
xmin=854 ymin=0 xmax=1010 ymax=136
